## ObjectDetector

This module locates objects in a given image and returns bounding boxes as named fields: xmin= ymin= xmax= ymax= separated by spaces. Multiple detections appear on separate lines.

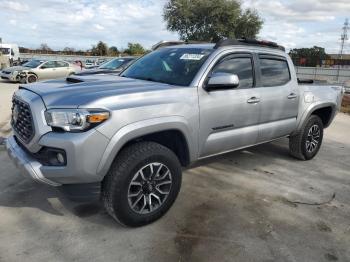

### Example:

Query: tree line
xmin=19 ymin=41 xmax=147 ymax=57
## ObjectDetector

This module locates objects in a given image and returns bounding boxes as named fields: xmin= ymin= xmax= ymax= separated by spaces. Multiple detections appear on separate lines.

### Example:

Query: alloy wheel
xmin=127 ymin=162 xmax=172 ymax=214
xmin=306 ymin=124 xmax=321 ymax=153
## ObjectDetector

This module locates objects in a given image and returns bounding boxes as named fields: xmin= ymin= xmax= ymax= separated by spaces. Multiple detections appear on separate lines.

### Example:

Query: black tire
xmin=289 ymin=115 xmax=324 ymax=160
xmin=27 ymin=74 xmax=37 ymax=83
xmin=102 ymin=141 xmax=182 ymax=227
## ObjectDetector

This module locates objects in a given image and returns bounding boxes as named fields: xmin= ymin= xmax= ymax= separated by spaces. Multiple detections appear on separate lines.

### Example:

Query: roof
xmin=157 ymin=39 xmax=286 ymax=52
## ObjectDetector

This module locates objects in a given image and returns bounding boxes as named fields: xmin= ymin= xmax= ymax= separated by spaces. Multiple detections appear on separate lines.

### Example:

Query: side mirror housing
xmin=205 ymin=73 xmax=240 ymax=91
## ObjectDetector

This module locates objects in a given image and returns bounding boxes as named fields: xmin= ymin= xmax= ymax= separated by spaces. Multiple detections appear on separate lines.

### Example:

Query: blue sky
xmin=0 ymin=0 xmax=349 ymax=53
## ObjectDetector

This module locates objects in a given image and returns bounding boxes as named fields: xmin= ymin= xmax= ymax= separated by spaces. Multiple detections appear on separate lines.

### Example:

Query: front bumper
xmin=6 ymin=130 xmax=110 ymax=186
xmin=1 ymin=72 xmax=18 ymax=82
xmin=6 ymin=136 xmax=61 ymax=186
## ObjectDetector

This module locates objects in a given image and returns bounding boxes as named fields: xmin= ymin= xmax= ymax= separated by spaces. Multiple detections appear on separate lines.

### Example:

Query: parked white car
xmin=1 ymin=59 xmax=77 ymax=83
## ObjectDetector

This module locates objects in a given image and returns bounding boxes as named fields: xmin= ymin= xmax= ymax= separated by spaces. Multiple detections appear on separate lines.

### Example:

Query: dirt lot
xmin=0 ymin=80 xmax=349 ymax=262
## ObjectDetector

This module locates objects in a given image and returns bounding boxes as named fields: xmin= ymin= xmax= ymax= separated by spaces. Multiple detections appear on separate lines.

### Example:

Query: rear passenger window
xmin=260 ymin=58 xmax=290 ymax=86
xmin=55 ymin=61 xmax=69 ymax=67
xmin=212 ymin=57 xmax=254 ymax=88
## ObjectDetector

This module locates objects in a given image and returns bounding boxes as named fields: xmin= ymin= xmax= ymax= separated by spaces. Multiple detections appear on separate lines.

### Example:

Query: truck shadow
xmin=0 ymin=137 xmax=348 ymax=228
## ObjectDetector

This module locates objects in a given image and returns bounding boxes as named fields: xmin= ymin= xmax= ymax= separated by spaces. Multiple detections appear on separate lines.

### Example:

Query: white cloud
xmin=0 ymin=0 xmax=348 ymax=53
xmin=9 ymin=19 xmax=17 ymax=25
xmin=243 ymin=0 xmax=349 ymax=53
xmin=3 ymin=0 xmax=29 ymax=12
xmin=93 ymin=24 xmax=105 ymax=30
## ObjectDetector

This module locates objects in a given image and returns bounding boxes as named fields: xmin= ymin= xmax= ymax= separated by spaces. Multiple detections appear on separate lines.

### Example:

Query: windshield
xmin=121 ymin=47 xmax=213 ymax=86
xmin=0 ymin=48 xmax=10 ymax=55
xmin=99 ymin=58 xmax=132 ymax=70
xmin=22 ymin=60 xmax=43 ymax=68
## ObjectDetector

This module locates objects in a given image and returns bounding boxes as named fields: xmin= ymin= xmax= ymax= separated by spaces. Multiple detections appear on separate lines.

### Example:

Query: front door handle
xmin=287 ymin=93 xmax=298 ymax=99
xmin=247 ymin=97 xmax=260 ymax=104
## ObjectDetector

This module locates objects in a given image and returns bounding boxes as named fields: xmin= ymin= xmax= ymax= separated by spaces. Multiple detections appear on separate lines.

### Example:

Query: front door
xmin=38 ymin=61 xmax=57 ymax=80
xmin=198 ymin=53 xmax=261 ymax=158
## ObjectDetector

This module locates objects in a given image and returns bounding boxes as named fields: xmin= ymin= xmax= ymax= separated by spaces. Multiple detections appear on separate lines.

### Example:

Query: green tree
xmin=39 ymin=43 xmax=52 ymax=52
xmin=124 ymin=43 xmax=146 ymax=55
xmin=163 ymin=0 xmax=263 ymax=42
xmin=91 ymin=41 xmax=108 ymax=56
xmin=289 ymin=46 xmax=329 ymax=67
xmin=108 ymin=46 xmax=119 ymax=56
xmin=63 ymin=47 xmax=75 ymax=55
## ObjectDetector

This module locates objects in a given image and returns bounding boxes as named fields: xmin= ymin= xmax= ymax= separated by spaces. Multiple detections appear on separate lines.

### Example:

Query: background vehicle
xmin=1 ymin=59 xmax=76 ymax=83
xmin=0 ymin=43 xmax=19 ymax=66
xmin=84 ymin=59 xmax=98 ymax=69
xmin=6 ymin=39 xmax=343 ymax=227
xmin=76 ymin=57 xmax=136 ymax=76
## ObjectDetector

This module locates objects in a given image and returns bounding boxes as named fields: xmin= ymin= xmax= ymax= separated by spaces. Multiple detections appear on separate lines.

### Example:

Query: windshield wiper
xmin=123 ymin=76 xmax=173 ymax=85
xmin=134 ymin=77 xmax=158 ymax=82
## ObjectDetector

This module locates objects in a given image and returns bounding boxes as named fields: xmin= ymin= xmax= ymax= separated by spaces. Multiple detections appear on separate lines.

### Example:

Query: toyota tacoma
xmin=6 ymin=39 xmax=343 ymax=227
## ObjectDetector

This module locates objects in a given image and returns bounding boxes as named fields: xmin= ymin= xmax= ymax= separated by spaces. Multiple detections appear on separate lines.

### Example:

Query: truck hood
xmin=75 ymin=68 xmax=121 ymax=76
xmin=19 ymin=74 xmax=177 ymax=108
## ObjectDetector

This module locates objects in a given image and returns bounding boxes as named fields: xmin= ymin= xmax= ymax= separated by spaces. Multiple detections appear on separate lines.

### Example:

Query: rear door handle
xmin=247 ymin=97 xmax=260 ymax=104
xmin=287 ymin=93 xmax=298 ymax=99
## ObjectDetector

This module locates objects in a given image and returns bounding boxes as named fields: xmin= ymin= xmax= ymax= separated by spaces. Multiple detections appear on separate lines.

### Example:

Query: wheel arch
xmin=296 ymin=102 xmax=337 ymax=131
xmin=26 ymin=72 xmax=39 ymax=82
xmin=97 ymin=117 xmax=196 ymax=178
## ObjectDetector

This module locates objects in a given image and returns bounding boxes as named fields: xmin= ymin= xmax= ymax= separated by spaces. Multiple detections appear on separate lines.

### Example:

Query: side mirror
xmin=205 ymin=73 xmax=239 ymax=91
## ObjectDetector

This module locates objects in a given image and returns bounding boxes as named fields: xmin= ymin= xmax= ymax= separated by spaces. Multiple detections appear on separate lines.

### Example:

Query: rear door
xmin=198 ymin=53 xmax=261 ymax=157
xmin=55 ymin=61 xmax=71 ymax=77
xmin=256 ymin=54 xmax=299 ymax=142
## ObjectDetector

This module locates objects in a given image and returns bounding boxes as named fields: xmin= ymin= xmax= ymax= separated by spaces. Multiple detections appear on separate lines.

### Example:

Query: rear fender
xmin=295 ymin=102 xmax=336 ymax=133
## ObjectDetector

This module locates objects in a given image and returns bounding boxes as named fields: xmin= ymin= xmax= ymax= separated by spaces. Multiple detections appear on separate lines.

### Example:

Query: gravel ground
xmin=0 ymin=112 xmax=349 ymax=262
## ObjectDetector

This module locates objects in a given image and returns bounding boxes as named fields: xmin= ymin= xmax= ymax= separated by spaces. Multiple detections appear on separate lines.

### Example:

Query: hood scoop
xmin=66 ymin=76 xmax=84 ymax=83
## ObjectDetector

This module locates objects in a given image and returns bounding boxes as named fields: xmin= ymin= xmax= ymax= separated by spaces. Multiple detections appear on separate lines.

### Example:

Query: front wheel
xmin=27 ymin=74 xmax=38 ymax=83
xmin=289 ymin=115 xmax=324 ymax=160
xmin=102 ymin=141 xmax=182 ymax=227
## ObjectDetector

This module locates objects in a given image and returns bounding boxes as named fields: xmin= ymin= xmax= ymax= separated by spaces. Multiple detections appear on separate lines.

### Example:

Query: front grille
xmin=3 ymin=71 xmax=11 ymax=74
xmin=11 ymin=97 xmax=35 ymax=143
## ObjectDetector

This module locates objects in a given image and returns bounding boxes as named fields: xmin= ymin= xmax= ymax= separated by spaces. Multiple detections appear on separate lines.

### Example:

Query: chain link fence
xmin=296 ymin=66 xmax=350 ymax=87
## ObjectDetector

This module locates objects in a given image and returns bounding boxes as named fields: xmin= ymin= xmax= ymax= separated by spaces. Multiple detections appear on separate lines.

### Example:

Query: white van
xmin=0 ymin=43 xmax=20 ymax=65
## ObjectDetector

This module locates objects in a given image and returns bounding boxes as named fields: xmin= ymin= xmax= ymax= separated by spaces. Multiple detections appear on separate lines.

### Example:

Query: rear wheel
xmin=102 ymin=141 xmax=182 ymax=227
xmin=289 ymin=115 xmax=324 ymax=160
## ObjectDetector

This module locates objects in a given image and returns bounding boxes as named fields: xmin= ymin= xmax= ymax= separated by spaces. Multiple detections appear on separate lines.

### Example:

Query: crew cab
xmin=6 ymin=39 xmax=343 ymax=227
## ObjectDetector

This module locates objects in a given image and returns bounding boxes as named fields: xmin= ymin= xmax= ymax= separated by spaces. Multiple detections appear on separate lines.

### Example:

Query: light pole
xmin=337 ymin=19 xmax=349 ymax=83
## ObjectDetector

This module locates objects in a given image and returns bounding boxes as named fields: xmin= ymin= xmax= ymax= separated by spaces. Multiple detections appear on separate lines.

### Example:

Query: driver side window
xmin=212 ymin=56 xmax=254 ymax=89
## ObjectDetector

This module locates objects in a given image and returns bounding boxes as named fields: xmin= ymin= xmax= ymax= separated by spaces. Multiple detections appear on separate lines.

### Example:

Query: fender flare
xmin=295 ymin=102 xmax=336 ymax=132
xmin=96 ymin=116 xmax=197 ymax=178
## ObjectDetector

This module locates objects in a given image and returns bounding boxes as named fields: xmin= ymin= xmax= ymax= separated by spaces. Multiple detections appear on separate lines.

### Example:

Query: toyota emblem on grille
xmin=12 ymin=105 xmax=19 ymax=124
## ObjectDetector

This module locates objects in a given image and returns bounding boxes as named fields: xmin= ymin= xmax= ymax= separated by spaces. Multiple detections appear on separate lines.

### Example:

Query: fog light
xmin=57 ymin=153 xmax=65 ymax=164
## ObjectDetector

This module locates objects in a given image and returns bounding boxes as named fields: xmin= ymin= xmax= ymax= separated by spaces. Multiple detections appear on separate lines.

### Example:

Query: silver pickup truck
xmin=6 ymin=39 xmax=343 ymax=227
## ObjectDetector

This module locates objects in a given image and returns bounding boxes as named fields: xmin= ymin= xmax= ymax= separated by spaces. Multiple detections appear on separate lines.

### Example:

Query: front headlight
xmin=45 ymin=109 xmax=110 ymax=132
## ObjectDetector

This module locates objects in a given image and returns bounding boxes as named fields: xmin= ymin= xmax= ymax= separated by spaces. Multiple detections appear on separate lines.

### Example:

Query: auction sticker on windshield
xmin=180 ymin=54 xmax=205 ymax=60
